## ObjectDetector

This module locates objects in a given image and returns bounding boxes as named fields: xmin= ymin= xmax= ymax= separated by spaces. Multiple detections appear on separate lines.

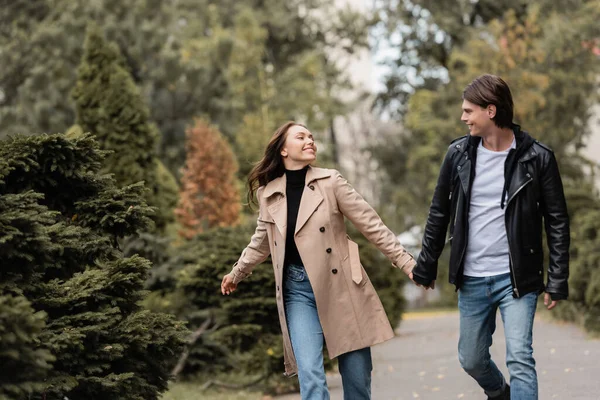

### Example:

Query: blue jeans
xmin=458 ymin=273 xmax=538 ymax=400
xmin=284 ymin=264 xmax=372 ymax=400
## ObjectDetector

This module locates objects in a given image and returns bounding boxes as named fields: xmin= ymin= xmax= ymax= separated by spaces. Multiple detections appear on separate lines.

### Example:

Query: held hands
xmin=544 ymin=292 xmax=559 ymax=310
xmin=408 ymin=272 xmax=436 ymax=290
xmin=221 ymin=273 xmax=238 ymax=295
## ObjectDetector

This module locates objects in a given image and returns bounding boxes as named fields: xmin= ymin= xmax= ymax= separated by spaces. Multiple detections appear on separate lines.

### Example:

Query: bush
xmin=0 ymin=133 xmax=188 ymax=400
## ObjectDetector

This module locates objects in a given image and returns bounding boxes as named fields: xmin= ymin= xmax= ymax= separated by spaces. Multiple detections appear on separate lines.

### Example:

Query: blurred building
xmin=582 ymin=103 xmax=600 ymax=189
xmin=328 ymin=0 xmax=403 ymax=207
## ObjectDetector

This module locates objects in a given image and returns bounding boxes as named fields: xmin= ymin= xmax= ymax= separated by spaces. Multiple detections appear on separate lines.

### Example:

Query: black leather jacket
xmin=413 ymin=126 xmax=570 ymax=300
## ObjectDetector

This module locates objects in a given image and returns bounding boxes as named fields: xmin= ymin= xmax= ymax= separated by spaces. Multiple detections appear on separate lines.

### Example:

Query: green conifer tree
xmin=0 ymin=133 xmax=187 ymax=400
xmin=72 ymin=27 xmax=177 ymax=232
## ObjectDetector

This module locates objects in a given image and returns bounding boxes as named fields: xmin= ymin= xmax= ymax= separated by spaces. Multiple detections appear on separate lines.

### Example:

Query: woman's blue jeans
xmin=458 ymin=273 xmax=538 ymax=400
xmin=284 ymin=264 xmax=372 ymax=400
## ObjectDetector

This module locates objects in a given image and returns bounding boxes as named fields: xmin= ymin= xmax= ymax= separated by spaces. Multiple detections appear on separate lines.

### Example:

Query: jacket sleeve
xmin=332 ymin=170 xmax=415 ymax=274
xmin=413 ymin=148 xmax=454 ymax=285
xmin=229 ymin=187 xmax=272 ymax=284
xmin=540 ymin=152 xmax=570 ymax=300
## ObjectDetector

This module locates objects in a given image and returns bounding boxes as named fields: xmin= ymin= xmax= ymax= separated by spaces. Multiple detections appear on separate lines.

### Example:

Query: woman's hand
xmin=221 ymin=273 xmax=238 ymax=295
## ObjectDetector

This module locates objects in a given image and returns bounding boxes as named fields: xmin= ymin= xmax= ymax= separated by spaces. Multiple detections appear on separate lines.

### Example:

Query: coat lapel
xmin=294 ymin=167 xmax=330 ymax=235
xmin=295 ymin=187 xmax=323 ymax=235
xmin=264 ymin=174 xmax=287 ymax=239
xmin=262 ymin=166 xmax=332 ymax=237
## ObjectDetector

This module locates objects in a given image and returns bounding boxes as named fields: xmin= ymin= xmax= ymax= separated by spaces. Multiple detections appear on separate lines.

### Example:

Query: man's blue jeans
xmin=458 ymin=273 xmax=538 ymax=400
xmin=284 ymin=264 xmax=372 ymax=400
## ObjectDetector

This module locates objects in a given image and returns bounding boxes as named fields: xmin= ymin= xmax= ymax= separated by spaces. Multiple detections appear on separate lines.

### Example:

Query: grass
xmin=161 ymin=382 xmax=263 ymax=400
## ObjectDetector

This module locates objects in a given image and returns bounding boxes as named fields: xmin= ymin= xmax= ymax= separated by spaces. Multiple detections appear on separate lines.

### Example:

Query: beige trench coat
xmin=229 ymin=166 xmax=415 ymax=376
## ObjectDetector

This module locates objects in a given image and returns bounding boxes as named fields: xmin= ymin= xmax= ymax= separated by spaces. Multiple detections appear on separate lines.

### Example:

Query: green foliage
xmin=72 ymin=28 xmax=178 ymax=232
xmin=554 ymin=206 xmax=600 ymax=334
xmin=0 ymin=133 xmax=188 ymax=400
xmin=0 ymin=294 xmax=54 ymax=399
xmin=1 ymin=0 xmax=368 ymax=177
xmin=163 ymin=224 xmax=293 ymax=392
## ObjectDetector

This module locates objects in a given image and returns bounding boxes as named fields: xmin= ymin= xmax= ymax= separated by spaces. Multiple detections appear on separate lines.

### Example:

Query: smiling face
xmin=280 ymin=124 xmax=317 ymax=169
xmin=460 ymin=99 xmax=496 ymax=137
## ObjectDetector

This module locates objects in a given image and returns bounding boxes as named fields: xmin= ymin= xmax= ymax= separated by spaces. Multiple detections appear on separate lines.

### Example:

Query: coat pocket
xmin=347 ymin=239 xmax=365 ymax=285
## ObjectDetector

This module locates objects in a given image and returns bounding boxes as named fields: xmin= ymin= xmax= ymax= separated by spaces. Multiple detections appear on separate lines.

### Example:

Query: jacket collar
xmin=262 ymin=165 xmax=331 ymax=198
xmin=457 ymin=124 xmax=536 ymax=162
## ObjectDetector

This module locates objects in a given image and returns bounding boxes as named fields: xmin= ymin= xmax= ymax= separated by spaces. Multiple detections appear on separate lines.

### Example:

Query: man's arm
xmin=540 ymin=151 xmax=570 ymax=302
xmin=412 ymin=148 xmax=455 ymax=287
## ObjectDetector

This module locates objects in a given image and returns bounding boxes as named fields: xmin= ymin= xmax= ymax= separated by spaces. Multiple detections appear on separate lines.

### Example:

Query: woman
xmin=221 ymin=121 xmax=416 ymax=399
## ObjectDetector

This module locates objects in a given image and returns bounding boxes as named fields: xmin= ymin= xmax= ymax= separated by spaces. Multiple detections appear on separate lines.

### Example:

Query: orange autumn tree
xmin=176 ymin=119 xmax=241 ymax=239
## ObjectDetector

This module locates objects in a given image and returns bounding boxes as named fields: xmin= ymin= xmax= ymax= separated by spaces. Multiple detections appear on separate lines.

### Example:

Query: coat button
xmin=320 ymin=227 xmax=325 ymax=232
xmin=309 ymin=185 xmax=315 ymax=190
xmin=530 ymin=248 xmax=534 ymax=254
xmin=332 ymin=269 xmax=338 ymax=274
xmin=326 ymin=248 xmax=332 ymax=253
xmin=539 ymin=270 xmax=542 ymax=275
xmin=457 ymin=166 xmax=462 ymax=170
xmin=274 ymin=241 xmax=277 ymax=246
xmin=277 ymin=286 xmax=280 ymax=291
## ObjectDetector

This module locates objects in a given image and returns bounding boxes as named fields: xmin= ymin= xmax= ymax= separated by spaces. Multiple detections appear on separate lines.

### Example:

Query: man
xmin=411 ymin=74 xmax=570 ymax=400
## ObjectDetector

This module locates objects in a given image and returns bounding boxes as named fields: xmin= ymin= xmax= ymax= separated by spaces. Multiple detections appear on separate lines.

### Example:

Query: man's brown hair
xmin=463 ymin=74 xmax=514 ymax=129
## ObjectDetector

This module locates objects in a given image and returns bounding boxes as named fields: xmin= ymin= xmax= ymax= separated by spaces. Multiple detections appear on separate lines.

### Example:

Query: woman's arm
xmin=228 ymin=187 xmax=272 ymax=285
xmin=332 ymin=171 xmax=415 ymax=274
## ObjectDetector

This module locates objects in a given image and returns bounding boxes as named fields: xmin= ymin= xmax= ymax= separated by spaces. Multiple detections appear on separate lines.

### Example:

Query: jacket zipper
xmin=454 ymin=190 xmax=461 ymax=230
xmin=506 ymin=174 xmax=532 ymax=205
xmin=505 ymin=173 xmax=533 ymax=298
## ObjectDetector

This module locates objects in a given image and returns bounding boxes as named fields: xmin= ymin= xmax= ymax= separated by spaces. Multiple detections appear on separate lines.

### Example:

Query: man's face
xmin=460 ymin=100 xmax=494 ymax=136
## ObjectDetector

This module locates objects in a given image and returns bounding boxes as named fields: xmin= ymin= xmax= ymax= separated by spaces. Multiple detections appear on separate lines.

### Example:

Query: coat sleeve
xmin=229 ymin=187 xmax=272 ymax=284
xmin=332 ymin=170 xmax=415 ymax=274
xmin=540 ymin=151 xmax=570 ymax=300
xmin=412 ymin=147 xmax=454 ymax=286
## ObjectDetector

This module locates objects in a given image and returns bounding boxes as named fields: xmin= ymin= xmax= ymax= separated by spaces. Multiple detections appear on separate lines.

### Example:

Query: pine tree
xmin=175 ymin=119 xmax=240 ymax=239
xmin=0 ymin=133 xmax=187 ymax=400
xmin=72 ymin=27 xmax=177 ymax=232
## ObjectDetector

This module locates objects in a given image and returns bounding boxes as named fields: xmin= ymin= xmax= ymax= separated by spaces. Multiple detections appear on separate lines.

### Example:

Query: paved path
xmin=275 ymin=311 xmax=600 ymax=399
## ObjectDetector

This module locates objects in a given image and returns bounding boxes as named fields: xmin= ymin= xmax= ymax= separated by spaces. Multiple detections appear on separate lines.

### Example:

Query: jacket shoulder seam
xmin=533 ymin=140 xmax=554 ymax=153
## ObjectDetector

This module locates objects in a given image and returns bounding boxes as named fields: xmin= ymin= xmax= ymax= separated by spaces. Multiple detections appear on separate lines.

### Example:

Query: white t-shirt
xmin=463 ymin=138 xmax=516 ymax=277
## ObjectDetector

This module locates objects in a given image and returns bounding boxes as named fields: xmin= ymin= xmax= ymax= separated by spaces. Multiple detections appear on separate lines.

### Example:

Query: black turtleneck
xmin=284 ymin=166 xmax=308 ymax=267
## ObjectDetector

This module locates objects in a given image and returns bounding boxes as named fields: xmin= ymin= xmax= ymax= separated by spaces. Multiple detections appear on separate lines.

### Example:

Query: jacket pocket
xmin=347 ymin=239 xmax=366 ymax=286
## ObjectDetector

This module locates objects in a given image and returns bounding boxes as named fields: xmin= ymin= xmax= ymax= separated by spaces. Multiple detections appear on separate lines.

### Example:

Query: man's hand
xmin=221 ymin=274 xmax=238 ymax=295
xmin=408 ymin=272 xmax=436 ymax=290
xmin=544 ymin=293 xmax=559 ymax=310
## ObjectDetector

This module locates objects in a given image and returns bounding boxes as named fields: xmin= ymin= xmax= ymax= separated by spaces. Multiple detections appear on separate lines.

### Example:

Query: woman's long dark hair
xmin=247 ymin=121 xmax=306 ymax=206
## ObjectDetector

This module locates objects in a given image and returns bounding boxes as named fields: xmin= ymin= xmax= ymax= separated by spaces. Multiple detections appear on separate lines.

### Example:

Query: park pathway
xmin=274 ymin=310 xmax=600 ymax=400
